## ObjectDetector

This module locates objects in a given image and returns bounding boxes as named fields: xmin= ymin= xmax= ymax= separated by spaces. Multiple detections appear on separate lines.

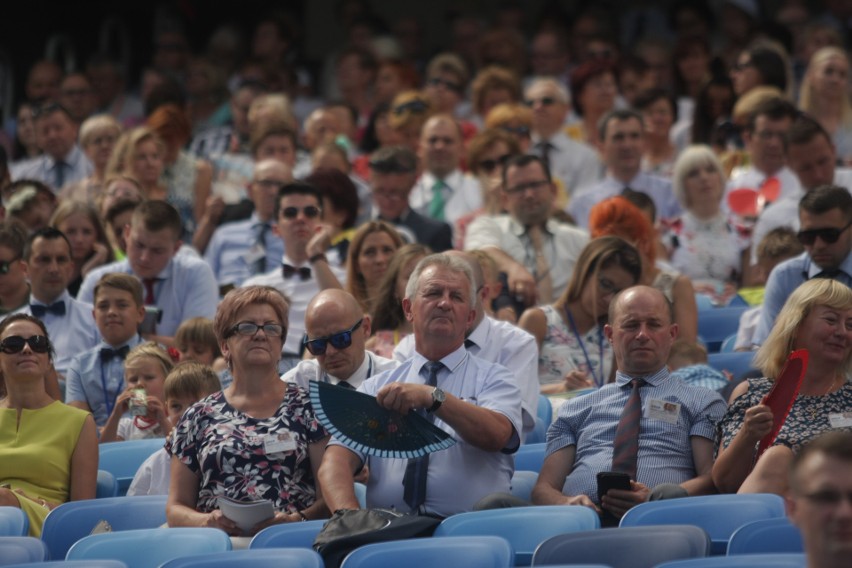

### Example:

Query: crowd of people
xmin=0 ymin=2 xmax=850 ymax=565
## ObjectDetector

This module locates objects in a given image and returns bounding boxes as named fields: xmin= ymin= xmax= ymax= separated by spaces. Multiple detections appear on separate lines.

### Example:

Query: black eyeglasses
xmin=392 ymin=99 xmax=429 ymax=116
xmin=427 ymin=77 xmax=463 ymax=93
xmin=226 ymin=322 xmax=285 ymax=338
xmin=0 ymin=335 xmax=51 ymax=354
xmin=796 ymin=222 xmax=852 ymax=246
xmin=504 ymin=179 xmax=550 ymax=196
xmin=303 ymin=319 xmax=363 ymax=356
xmin=524 ymin=96 xmax=557 ymax=108
xmin=478 ymin=154 xmax=512 ymax=173
xmin=0 ymin=257 xmax=20 ymax=275
xmin=281 ymin=206 xmax=321 ymax=220
xmin=500 ymin=125 xmax=531 ymax=136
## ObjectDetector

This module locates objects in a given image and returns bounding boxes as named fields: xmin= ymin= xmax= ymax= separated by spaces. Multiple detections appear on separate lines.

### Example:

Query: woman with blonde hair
xmin=49 ymin=201 xmax=114 ymax=296
xmin=106 ymin=127 xmax=168 ymax=202
xmin=798 ymin=47 xmax=852 ymax=164
xmin=345 ymin=221 xmax=404 ymax=313
xmin=714 ymin=279 xmax=852 ymax=495
xmin=61 ymin=114 xmax=122 ymax=203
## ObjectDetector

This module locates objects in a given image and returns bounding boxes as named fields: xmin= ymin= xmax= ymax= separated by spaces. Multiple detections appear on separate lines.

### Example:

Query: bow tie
xmin=100 ymin=345 xmax=131 ymax=362
xmin=30 ymin=301 xmax=66 ymax=317
xmin=814 ymin=268 xmax=842 ymax=279
xmin=282 ymin=264 xmax=311 ymax=280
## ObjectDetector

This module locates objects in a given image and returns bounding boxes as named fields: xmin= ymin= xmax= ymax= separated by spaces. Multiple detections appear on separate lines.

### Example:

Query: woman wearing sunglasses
xmin=0 ymin=314 xmax=97 ymax=536
xmin=713 ymin=279 xmax=852 ymax=496
xmin=167 ymin=286 xmax=329 ymax=537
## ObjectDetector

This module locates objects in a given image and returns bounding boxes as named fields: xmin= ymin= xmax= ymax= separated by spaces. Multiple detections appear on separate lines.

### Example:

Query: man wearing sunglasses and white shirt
xmin=282 ymin=289 xmax=397 ymax=390
xmin=752 ymin=185 xmax=852 ymax=347
xmin=242 ymin=181 xmax=346 ymax=373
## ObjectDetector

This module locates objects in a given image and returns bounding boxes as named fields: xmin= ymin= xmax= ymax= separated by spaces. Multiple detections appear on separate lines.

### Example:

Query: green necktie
xmin=429 ymin=180 xmax=446 ymax=221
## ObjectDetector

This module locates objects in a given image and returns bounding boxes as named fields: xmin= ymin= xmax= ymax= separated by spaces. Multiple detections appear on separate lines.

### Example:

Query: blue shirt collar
xmin=615 ymin=366 xmax=669 ymax=387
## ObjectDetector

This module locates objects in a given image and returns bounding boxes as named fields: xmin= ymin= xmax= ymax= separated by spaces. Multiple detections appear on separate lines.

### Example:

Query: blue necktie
xmin=402 ymin=361 xmax=443 ymax=511
xmin=30 ymin=301 xmax=66 ymax=317
xmin=251 ymin=222 xmax=270 ymax=274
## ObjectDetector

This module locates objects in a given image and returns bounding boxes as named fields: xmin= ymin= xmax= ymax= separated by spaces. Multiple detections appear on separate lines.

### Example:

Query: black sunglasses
xmin=226 ymin=322 xmax=285 ymax=338
xmin=500 ymin=125 xmax=530 ymax=136
xmin=0 ymin=257 xmax=20 ymax=275
xmin=524 ymin=96 xmax=557 ymax=107
xmin=478 ymin=154 xmax=512 ymax=173
xmin=427 ymin=77 xmax=463 ymax=93
xmin=797 ymin=222 xmax=852 ymax=246
xmin=0 ymin=335 xmax=50 ymax=354
xmin=303 ymin=319 xmax=363 ymax=356
xmin=281 ymin=206 xmax=321 ymax=220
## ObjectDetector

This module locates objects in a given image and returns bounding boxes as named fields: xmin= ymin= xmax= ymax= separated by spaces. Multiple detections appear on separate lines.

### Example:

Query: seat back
xmin=40 ymin=495 xmax=167 ymax=560
xmin=159 ymin=548 xmax=324 ymax=568
xmin=537 ymin=395 xmax=553 ymax=426
xmin=532 ymin=525 xmax=710 ymax=568
xmin=509 ymin=470 xmax=538 ymax=501
xmin=434 ymin=506 xmax=599 ymax=566
xmin=620 ymin=494 xmax=786 ymax=555
xmin=2 ymin=561 xmax=128 ymax=568
xmin=655 ymin=553 xmax=808 ymax=568
xmin=98 ymin=440 xmax=164 ymax=495
xmin=726 ymin=518 xmax=804 ymax=555
xmin=249 ymin=519 xmax=327 ymax=549
xmin=707 ymin=352 xmax=757 ymax=381
xmin=96 ymin=470 xmax=118 ymax=499
xmin=515 ymin=443 xmax=546 ymax=472
xmin=525 ymin=418 xmax=548 ymax=445
xmin=697 ymin=307 xmax=748 ymax=352
xmin=0 ymin=536 xmax=49 ymax=565
xmin=340 ymin=535 xmax=513 ymax=568
xmin=66 ymin=528 xmax=231 ymax=568
xmin=0 ymin=507 xmax=28 ymax=537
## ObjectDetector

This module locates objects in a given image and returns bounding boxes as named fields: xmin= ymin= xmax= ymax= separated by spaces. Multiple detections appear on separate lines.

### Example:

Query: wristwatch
xmin=428 ymin=387 xmax=446 ymax=413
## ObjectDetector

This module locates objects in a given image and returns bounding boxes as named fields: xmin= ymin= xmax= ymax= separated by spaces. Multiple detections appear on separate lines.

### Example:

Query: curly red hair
xmin=589 ymin=196 xmax=656 ymax=265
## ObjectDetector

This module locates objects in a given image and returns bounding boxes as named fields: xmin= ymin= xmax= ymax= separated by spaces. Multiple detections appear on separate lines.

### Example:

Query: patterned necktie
xmin=527 ymin=225 xmax=554 ymax=303
xmin=30 ymin=301 xmax=66 ymax=317
xmin=142 ymin=278 xmax=158 ymax=305
xmin=611 ymin=378 xmax=645 ymax=480
xmin=100 ymin=345 xmax=131 ymax=362
xmin=429 ymin=180 xmax=446 ymax=221
xmin=282 ymin=264 xmax=311 ymax=280
xmin=54 ymin=161 xmax=66 ymax=188
xmin=251 ymin=223 xmax=270 ymax=275
xmin=402 ymin=361 xmax=443 ymax=511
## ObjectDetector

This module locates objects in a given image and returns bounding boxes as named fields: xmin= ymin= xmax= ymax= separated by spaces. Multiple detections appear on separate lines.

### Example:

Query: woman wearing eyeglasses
xmin=519 ymin=237 xmax=641 ymax=396
xmin=0 ymin=314 xmax=97 ymax=536
xmin=166 ymin=286 xmax=329 ymax=536
xmin=713 ymin=279 xmax=852 ymax=495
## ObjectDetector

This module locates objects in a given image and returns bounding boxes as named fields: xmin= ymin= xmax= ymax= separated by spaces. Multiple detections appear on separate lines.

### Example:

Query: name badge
xmin=828 ymin=412 xmax=852 ymax=429
xmin=646 ymin=399 xmax=681 ymax=424
xmin=262 ymin=432 xmax=297 ymax=454
xmin=243 ymin=243 xmax=266 ymax=265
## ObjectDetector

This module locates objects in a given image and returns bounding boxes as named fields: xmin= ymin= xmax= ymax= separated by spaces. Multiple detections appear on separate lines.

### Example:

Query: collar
xmin=805 ymin=250 xmax=852 ymax=279
xmin=506 ymin=215 xmax=556 ymax=237
xmin=466 ymin=315 xmax=491 ymax=349
xmin=614 ymin=366 xmax=670 ymax=387
xmin=327 ymin=352 xmax=372 ymax=387
xmin=99 ymin=334 xmax=143 ymax=352
xmin=30 ymin=288 xmax=71 ymax=308
xmin=421 ymin=169 xmax=463 ymax=190
xmin=374 ymin=208 xmax=411 ymax=223
xmin=605 ymin=171 xmax=644 ymax=188
xmin=281 ymin=254 xmax=309 ymax=269
xmin=48 ymin=145 xmax=84 ymax=168
xmin=412 ymin=344 xmax=467 ymax=381
xmin=532 ymin=131 xmax=568 ymax=149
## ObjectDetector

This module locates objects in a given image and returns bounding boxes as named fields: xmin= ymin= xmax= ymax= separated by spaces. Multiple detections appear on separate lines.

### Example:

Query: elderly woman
xmin=713 ymin=279 xmax=852 ymax=495
xmin=663 ymin=145 xmax=748 ymax=300
xmin=0 ymin=314 xmax=97 ymax=536
xmin=60 ymin=114 xmax=122 ymax=203
xmin=345 ymin=221 xmax=404 ymax=313
xmin=519 ymin=237 xmax=641 ymax=394
xmin=167 ymin=286 xmax=329 ymax=536
xmin=798 ymin=47 xmax=852 ymax=164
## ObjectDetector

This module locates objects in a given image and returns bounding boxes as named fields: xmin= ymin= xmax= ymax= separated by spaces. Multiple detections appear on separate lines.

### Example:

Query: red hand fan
xmin=756 ymin=349 xmax=808 ymax=460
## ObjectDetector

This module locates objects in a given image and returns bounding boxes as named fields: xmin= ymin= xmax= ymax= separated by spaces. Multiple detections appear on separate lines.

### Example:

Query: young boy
xmin=126 ymin=362 xmax=220 ymax=496
xmin=65 ymin=273 xmax=146 ymax=427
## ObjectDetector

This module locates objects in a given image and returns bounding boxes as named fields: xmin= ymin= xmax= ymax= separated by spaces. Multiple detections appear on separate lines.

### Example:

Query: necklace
xmin=807 ymin=375 xmax=840 ymax=421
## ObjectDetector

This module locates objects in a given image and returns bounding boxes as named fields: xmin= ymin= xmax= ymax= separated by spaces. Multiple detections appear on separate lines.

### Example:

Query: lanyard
xmin=99 ymin=357 xmax=123 ymax=417
xmin=565 ymin=307 xmax=605 ymax=388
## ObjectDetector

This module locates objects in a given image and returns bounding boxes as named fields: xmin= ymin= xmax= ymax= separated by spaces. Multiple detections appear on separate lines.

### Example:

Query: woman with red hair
xmin=589 ymin=196 xmax=698 ymax=341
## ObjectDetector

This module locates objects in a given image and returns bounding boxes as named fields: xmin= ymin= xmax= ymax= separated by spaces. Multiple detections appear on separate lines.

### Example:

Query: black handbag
xmin=313 ymin=508 xmax=441 ymax=568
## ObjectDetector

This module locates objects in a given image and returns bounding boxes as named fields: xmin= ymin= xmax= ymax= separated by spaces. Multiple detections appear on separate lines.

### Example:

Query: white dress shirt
xmin=409 ymin=169 xmax=482 ymax=226
xmin=532 ymin=131 xmax=602 ymax=200
xmin=282 ymin=351 xmax=398 ymax=390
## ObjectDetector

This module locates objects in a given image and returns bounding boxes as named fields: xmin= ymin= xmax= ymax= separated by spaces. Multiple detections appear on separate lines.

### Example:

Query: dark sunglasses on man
xmin=303 ymin=319 xmax=363 ymax=356
xmin=796 ymin=221 xmax=852 ymax=246
xmin=281 ymin=206 xmax=321 ymax=220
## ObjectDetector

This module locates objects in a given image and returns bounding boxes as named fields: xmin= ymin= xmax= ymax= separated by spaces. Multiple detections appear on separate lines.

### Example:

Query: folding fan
xmin=756 ymin=349 xmax=808 ymax=460
xmin=309 ymin=381 xmax=456 ymax=459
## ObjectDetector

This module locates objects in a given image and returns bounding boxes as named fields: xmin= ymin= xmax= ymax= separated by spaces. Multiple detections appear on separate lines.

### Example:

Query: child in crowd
xmin=668 ymin=339 xmax=728 ymax=393
xmin=175 ymin=317 xmax=229 ymax=386
xmin=127 ymin=362 xmax=221 ymax=496
xmin=65 ymin=273 xmax=146 ymax=428
xmin=99 ymin=342 xmax=174 ymax=443
xmin=734 ymin=228 xmax=804 ymax=350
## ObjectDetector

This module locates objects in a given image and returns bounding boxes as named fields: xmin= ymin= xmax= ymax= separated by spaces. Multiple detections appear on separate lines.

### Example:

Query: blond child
xmin=127 ymin=362 xmax=221 ymax=496
xmin=99 ymin=342 xmax=174 ymax=443
xmin=667 ymin=339 xmax=728 ymax=392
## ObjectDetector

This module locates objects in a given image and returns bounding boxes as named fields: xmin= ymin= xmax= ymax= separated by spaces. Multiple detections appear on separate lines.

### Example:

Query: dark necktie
xmin=30 ymin=301 xmax=66 ymax=317
xmin=464 ymin=338 xmax=477 ymax=353
xmin=282 ymin=264 xmax=311 ymax=280
xmin=814 ymin=268 xmax=841 ymax=279
xmin=251 ymin=222 xmax=270 ymax=275
xmin=611 ymin=378 xmax=645 ymax=480
xmin=402 ymin=361 xmax=443 ymax=511
xmin=336 ymin=380 xmax=354 ymax=389
xmin=54 ymin=160 xmax=66 ymax=188
xmin=142 ymin=278 xmax=158 ymax=305
xmin=100 ymin=345 xmax=131 ymax=362
xmin=538 ymin=141 xmax=552 ymax=170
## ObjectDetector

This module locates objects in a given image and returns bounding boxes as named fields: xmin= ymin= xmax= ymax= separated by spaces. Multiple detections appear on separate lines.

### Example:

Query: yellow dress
xmin=0 ymin=401 xmax=89 ymax=536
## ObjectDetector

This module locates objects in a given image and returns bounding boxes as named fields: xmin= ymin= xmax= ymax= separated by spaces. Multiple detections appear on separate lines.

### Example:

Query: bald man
xmin=282 ymin=289 xmax=397 ymax=389
xmin=203 ymin=159 xmax=291 ymax=292
xmin=394 ymin=250 xmax=539 ymax=440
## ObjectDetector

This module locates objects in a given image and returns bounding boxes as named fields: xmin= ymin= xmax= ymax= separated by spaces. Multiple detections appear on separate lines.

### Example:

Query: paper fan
xmin=727 ymin=188 xmax=760 ymax=217
xmin=759 ymin=177 xmax=780 ymax=203
xmin=309 ymin=381 xmax=456 ymax=459
xmin=756 ymin=349 xmax=808 ymax=460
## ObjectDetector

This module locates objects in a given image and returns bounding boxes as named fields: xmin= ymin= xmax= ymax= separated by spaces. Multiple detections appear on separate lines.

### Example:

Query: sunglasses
xmin=796 ymin=222 xmax=852 ymax=246
xmin=0 ymin=335 xmax=50 ymax=354
xmin=303 ymin=319 xmax=363 ymax=356
xmin=427 ymin=77 xmax=463 ymax=93
xmin=500 ymin=125 xmax=531 ymax=136
xmin=478 ymin=154 xmax=512 ymax=173
xmin=0 ymin=257 xmax=20 ymax=275
xmin=226 ymin=322 xmax=285 ymax=338
xmin=524 ymin=96 xmax=557 ymax=107
xmin=281 ymin=206 xmax=321 ymax=220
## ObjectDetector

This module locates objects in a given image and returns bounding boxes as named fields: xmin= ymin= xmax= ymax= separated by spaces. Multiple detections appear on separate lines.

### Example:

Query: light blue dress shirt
xmin=568 ymin=172 xmax=681 ymax=228
xmin=204 ymin=213 xmax=285 ymax=288
xmin=10 ymin=145 xmax=93 ymax=192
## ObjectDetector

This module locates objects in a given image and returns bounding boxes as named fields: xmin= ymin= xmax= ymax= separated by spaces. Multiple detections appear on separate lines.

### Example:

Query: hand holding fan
xmin=309 ymin=380 xmax=456 ymax=459
xmin=756 ymin=349 xmax=808 ymax=460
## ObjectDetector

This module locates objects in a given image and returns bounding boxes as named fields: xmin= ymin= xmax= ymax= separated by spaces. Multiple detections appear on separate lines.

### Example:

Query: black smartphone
xmin=596 ymin=471 xmax=631 ymax=502
xmin=139 ymin=306 xmax=162 ymax=335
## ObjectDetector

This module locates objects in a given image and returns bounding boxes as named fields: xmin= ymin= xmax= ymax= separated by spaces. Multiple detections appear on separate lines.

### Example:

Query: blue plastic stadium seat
xmin=707 ymin=351 xmax=757 ymax=381
xmin=159 ymin=548 xmax=324 ymax=568
xmin=249 ymin=519 xmax=327 ymax=550
xmin=655 ymin=553 xmax=807 ymax=568
xmin=0 ymin=507 xmax=29 ymax=537
xmin=98 ymin=439 xmax=164 ymax=496
xmin=0 ymin=536 xmax=49 ymax=564
xmin=340 ymin=536 xmax=513 ymax=568
xmin=697 ymin=307 xmax=748 ymax=353
xmin=515 ymin=443 xmax=546 ymax=473
xmin=66 ymin=528 xmax=231 ymax=568
xmin=726 ymin=517 xmax=804 ymax=555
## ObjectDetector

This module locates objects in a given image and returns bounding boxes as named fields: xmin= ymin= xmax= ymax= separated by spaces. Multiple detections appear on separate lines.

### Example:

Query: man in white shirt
xmin=466 ymin=154 xmax=588 ymax=307
xmin=569 ymin=109 xmax=680 ymax=228
xmin=282 ymin=289 xmax=397 ymax=390
xmin=409 ymin=114 xmax=481 ymax=227
xmin=525 ymin=77 xmax=601 ymax=206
